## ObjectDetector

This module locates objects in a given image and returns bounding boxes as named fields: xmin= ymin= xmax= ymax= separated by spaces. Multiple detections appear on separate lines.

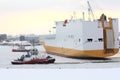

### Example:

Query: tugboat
xmin=12 ymin=45 xmax=30 ymax=52
xmin=11 ymin=48 xmax=55 ymax=64
xmin=12 ymin=40 xmax=30 ymax=52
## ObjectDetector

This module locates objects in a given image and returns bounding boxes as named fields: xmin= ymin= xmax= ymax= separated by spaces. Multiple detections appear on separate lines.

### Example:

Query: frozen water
xmin=0 ymin=45 xmax=120 ymax=69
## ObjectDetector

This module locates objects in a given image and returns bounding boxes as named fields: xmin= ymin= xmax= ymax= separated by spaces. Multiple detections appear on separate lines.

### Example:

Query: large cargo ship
xmin=42 ymin=2 xmax=119 ymax=58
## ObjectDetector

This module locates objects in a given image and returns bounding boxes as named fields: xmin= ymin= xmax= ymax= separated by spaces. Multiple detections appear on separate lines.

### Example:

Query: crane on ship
xmin=87 ymin=1 xmax=95 ymax=21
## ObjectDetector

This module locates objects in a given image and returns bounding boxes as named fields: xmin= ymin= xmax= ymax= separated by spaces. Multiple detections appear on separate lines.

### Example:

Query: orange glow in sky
xmin=0 ymin=0 xmax=120 ymax=35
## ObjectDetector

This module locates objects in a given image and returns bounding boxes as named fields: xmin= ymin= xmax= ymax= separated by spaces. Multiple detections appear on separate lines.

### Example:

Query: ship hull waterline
xmin=44 ymin=45 xmax=119 ymax=58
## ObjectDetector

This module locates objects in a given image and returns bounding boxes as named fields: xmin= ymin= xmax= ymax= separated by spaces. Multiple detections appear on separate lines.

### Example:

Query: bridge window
xmin=87 ymin=38 xmax=93 ymax=42
xmin=98 ymin=38 xmax=103 ymax=42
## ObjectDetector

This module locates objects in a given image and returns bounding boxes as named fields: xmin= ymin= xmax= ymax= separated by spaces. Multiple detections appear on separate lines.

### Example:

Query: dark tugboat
xmin=11 ymin=48 xmax=55 ymax=64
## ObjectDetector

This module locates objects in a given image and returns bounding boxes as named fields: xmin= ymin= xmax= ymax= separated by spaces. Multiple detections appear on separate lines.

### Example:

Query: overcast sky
xmin=0 ymin=0 xmax=120 ymax=35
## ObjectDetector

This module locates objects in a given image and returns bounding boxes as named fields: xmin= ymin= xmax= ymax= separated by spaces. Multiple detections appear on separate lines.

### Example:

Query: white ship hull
xmin=42 ymin=15 xmax=119 ymax=58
